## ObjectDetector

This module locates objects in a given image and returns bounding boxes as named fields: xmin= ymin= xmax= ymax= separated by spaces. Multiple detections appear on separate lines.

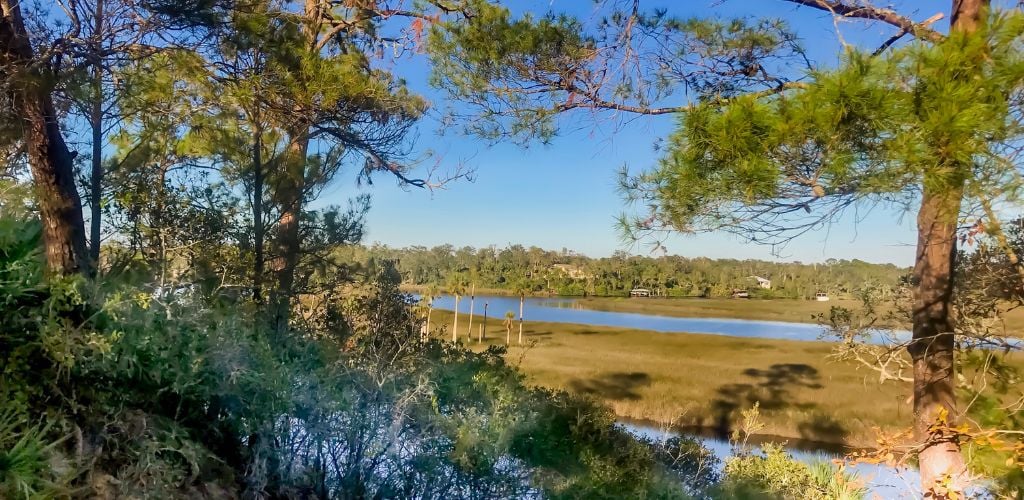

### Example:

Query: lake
xmin=427 ymin=294 xmax=905 ymax=344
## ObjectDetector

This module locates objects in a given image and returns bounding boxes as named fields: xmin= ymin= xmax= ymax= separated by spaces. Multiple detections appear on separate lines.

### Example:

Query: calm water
xmin=621 ymin=420 xmax=923 ymax=498
xmin=427 ymin=294 xmax=904 ymax=343
xmin=427 ymin=295 xmax=1006 ymax=495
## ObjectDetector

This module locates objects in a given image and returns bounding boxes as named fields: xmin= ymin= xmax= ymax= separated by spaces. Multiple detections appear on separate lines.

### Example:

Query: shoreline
xmin=404 ymin=284 xmax=891 ymax=327
xmin=618 ymin=416 xmax=864 ymax=454
xmin=413 ymin=286 xmax=1024 ymax=335
xmin=428 ymin=310 xmax=917 ymax=449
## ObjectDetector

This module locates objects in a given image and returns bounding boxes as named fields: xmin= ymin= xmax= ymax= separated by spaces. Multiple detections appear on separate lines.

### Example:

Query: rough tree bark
xmin=0 ymin=0 xmax=89 ymax=275
xmin=909 ymin=0 xmax=986 ymax=492
xmin=912 ymin=178 xmax=966 ymax=491
xmin=269 ymin=136 xmax=306 ymax=335
xmin=269 ymin=0 xmax=317 ymax=335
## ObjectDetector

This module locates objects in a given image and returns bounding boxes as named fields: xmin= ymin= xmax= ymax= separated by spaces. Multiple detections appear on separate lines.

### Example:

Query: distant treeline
xmin=336 ymin=244 xmax=911 ymax=299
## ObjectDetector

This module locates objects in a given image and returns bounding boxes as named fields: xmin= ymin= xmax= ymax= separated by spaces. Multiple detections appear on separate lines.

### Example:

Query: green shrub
xmin=0 ymin=406 xmax=70 ymax=499
xmin=714 ymin=444 xmax=865 ymax=499
xmin=0 ymin=217 xmax=700 ymax=498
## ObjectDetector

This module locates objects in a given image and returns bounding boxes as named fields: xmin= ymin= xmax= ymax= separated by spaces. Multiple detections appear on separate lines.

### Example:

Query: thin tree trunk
xmin=252 ymin=127 xmax=265 ymax=304
xmin=452 ymin=295 xmax=460 ymax=342
xmin=87 ymin=0 xmax=104 ymax=272
xmin=467 ymin=284 xmax=475 ymax=340
xmin=518 ymin=295 xmax=524 ymax=345
xmin=426 ymin=304 xmax=432 ymax=341
xmin=1 ymin=0 xmax=89 ymax=275
xmin=908 ymin=1 xmax=984 ymax=492
xmin=481 ymin=302 xmax=488 ymax=341
xmin=154 ymin=165 xmax=170 ymax=287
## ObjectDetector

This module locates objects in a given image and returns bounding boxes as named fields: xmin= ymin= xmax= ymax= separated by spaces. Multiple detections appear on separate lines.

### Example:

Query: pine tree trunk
xmin=269 ymin=0 xmax=318 ymax=335
xmin=911 ymin=178 xmax=966 ymax=492
xmin=909 ymin=1 xmax=985 ymax=492
xmin=269 ymin=137 xmax=305 ymax=335
xmin=1 ymin=0 xmax=89 ymax=275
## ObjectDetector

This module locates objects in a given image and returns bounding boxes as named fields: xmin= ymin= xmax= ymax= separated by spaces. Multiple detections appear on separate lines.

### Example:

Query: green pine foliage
xmin=626 ymin=12 xmax=1024 ymax=246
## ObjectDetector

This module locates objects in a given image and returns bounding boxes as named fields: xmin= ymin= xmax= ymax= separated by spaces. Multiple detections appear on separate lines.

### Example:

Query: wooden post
xmin=452 ymin=294 xmax=460 ymax=342
xmin=518 ymin=294 xmax=525 ymax=345
xmin=467 ymin=283 xmax=476 ymax=341
xmin=481 ymin=302 xmax=488 ymax=342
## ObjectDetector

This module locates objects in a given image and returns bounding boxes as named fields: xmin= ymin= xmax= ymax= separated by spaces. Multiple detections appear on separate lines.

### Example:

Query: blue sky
xmin=323 ymin=1 xmax=982 ymax=265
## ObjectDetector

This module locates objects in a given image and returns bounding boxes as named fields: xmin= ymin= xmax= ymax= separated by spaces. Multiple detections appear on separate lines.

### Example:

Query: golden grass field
xmin=430 ymin=310 xmax=1022 ymax=449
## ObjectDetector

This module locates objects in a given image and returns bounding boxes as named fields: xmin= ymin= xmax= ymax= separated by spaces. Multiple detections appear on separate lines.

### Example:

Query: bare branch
xmin=783 ymin=0 xmax=945 ymax=43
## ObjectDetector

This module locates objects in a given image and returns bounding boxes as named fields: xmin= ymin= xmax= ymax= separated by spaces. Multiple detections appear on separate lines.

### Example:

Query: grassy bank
xmin=429 ymin=310 xmax=1022 ymax=449
xmin=569 ymin=296 xmax=868 ymax=325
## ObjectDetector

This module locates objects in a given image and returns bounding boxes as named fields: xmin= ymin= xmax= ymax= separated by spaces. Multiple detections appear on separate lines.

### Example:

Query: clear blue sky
xmin=318 ymin=1 xmax=991 ymax=266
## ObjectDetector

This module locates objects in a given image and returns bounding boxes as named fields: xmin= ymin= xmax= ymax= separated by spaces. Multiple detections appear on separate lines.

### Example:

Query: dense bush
xmin=714 ymin=444 xmax=865 ymax=499
xmin=0 ymin=217 xmax=697 ymax=498
xmin=0 ymin=216 xmax=870 ymax=498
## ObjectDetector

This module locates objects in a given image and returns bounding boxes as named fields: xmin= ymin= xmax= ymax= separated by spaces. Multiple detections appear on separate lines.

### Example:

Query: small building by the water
xmin=629 ymin=288 xmax=652 ymax=297
xmin=814 ymin=292 xmax=830 ymax=301
xmin=731 ymin=289 xmax=750 ymax=299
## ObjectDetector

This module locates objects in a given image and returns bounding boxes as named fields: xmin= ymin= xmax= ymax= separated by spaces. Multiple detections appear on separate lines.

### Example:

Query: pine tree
xmin=427 ymin=0 xmax=1019 ymax=491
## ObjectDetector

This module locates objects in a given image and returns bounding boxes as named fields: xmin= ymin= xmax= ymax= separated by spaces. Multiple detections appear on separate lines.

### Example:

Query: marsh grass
xmin=568 ymin=297 xmax=877 ymax=325
xmin=430 ymin=311 xmax=1021 ymax=448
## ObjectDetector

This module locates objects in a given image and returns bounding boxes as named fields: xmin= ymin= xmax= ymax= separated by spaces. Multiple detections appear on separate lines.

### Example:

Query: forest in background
xmin=343 ymin=244 xmax=910 ymax=299
xmin=1 ymin=0 xmax=1022 ymax=497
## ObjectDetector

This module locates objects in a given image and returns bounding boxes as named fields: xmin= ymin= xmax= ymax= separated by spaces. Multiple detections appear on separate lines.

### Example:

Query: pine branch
xmin=783 ymin=0 xmax=945 ymax=43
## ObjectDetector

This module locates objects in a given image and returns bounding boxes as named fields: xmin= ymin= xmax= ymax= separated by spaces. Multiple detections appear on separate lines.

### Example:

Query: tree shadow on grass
xmin=698 ymin=363 xmax=848 ymax=444
xmin=571 ymin=329 xmax=610 ymax=335
xmin=568 ymin=372 xmax=652 ymax=400
xmin=797 ymin=414 xmax=849 ymax=443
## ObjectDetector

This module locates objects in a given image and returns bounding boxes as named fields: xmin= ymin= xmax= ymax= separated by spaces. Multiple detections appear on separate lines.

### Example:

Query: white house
xmin=750 ymin=275 xmax=771 ymax=289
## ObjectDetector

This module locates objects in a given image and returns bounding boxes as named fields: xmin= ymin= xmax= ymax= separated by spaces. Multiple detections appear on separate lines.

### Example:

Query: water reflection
xmin=425 ymin=294 xmax=888 ymax=343
xmin=620 ymin=420 xmax=922 ymax=498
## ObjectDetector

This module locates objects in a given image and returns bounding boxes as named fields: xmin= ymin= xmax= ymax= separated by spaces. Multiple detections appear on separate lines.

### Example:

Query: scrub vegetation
xmin=4 ymin=0 xmax=1024 ymax=497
